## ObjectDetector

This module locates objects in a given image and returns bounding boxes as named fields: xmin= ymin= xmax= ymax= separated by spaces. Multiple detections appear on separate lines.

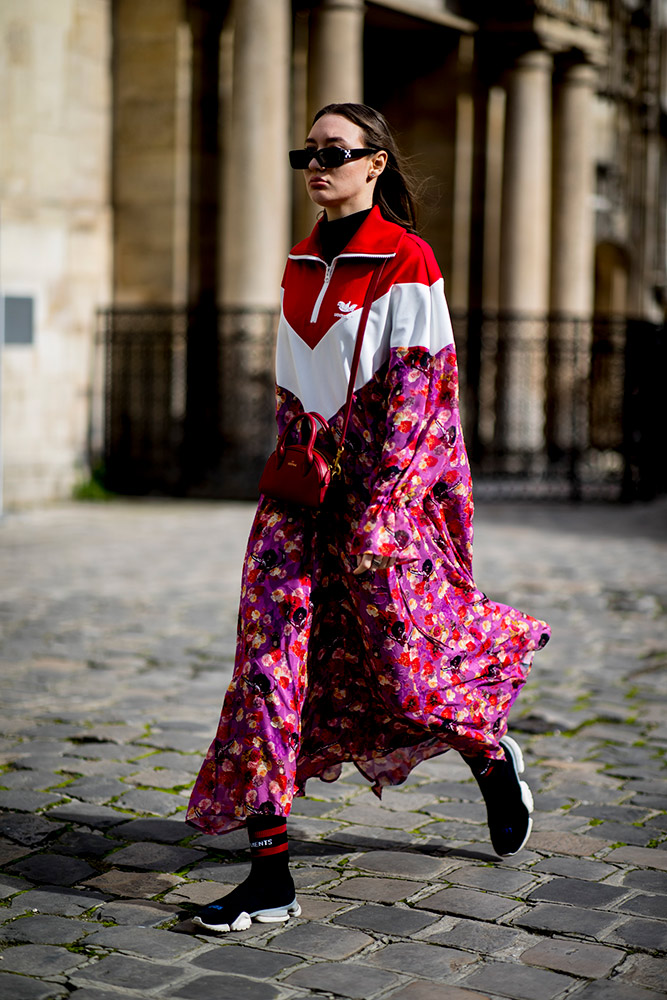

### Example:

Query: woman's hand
xmin=353 ymin=552 xmax=398 ymax=575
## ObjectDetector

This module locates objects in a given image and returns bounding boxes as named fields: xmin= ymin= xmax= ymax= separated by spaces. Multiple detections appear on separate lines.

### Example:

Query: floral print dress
xmin=187 ymin=207 xmax=550 ymax=834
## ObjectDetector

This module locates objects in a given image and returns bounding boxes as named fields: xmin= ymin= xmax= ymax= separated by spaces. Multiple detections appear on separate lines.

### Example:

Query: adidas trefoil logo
xmin=334 ymin=300 xmax=358 ymax=318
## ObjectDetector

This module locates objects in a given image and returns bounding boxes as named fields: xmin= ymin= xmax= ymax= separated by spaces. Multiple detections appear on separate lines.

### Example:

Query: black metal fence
xmin=96 ymin=306 xmax=665 ymax=501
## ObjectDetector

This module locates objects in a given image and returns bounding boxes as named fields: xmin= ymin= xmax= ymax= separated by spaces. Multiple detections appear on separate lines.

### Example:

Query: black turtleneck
xmin=318 ymin=209 xmax=372 ymax=265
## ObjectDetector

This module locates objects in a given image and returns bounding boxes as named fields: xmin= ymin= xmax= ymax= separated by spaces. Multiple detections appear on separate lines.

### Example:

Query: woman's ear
xmin=368 ymin=149 xmax=388 ymax=180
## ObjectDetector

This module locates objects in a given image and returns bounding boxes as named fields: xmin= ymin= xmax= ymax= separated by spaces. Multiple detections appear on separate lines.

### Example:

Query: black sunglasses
xmin=289 ymin=146 xmax=379 ymax=170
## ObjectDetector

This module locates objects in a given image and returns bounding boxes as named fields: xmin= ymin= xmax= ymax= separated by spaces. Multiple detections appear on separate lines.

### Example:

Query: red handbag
xmin=259 ymin=257 xmax=388 ymax=508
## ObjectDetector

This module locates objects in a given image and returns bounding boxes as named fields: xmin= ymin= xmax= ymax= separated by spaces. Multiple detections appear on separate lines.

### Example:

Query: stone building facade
xmin=1 ymin=0 xmax=665 ymax=506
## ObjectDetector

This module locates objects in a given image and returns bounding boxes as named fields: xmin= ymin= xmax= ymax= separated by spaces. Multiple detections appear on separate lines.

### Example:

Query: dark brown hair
xmin=312 ymin=103 xmax=418 ymax=232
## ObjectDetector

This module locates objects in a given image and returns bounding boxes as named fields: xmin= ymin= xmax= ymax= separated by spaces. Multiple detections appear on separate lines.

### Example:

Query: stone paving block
xmin=513 ymin=902 xmax=619 ymax=938
xmin=380 ymin=789 xmax=439 ymax=812
xmin=66 ymin=742 xmax=144 ymax=762
xmin=367 ymin=941 xmax=475 ymax=979
xmin=353 ymin=849 xmax=452 ymax=879
xmin=427 ymin=801 xmax=487 ymax=823
xmin=267 ymin=921 xmax=372 ymax=959
xmin=531 ymin=857 xmax=617 ymax=881
xmin=123 ymin=768 xmax=195 ymax=791
xmin=163 ymin=881 xmax=232 ymax=905
xmin=113 ymin=788 xmax=186 ymax=816
xmin=107 ymin=841 xmax=203 ymax=872
xmin=617 ymin=892 xmax=667 ymax=919
xmin=569 ymin=981 xmax=667 ymax=1000
xmin=461 ymin=960 xmax=575 ymax=999
xmin=0 ymin=942 xmax=88 ymax=975
xmin=328 ymin=875 xmax=426 ymax=903
xmin=571 ymin=803 xmax=651 ymax=824
xmin=520 ymin=938 xmax=625 ymax=978
xmin=416 ymin=886 xmax=520 ymax=921
xmin=528 ymin=831 xmax=612 ymax=856
xmin=325 ymin=824 xmax=418 ymax=850
xmin=617 ymin=955 xmax=667 ymax=993
xmin=605 ymin=846 xmax=667 ymax=871
xmin=382 ymin=983 xmax=491 ymax=1000
xmin=285 ymin=960 xmax=401 ymax=998
xmin=189 ymin=830 xmax=249 ymax=852
xmin=526 ymin=876 xmax=629 ymax=909
xmin=585 ymin=822 xmax=657 ymax=847
xmin=84 ymin=924 xmax=202 ymax=960
xmin=421 ymin=779 xmax=480 ymax=802
xmin=0 ymin=790 xmax=65 ymax=812
xmin=83 ymin=868 xmax=183 ymax=898
xmin=287 ymin=796 xmax=336 ymax=818
xmin=425 ymin=917 xmax=531 ymax=955
xmin=8 ymin=886 xmax=107 ymax=917
xmin=54 ymin=830 xmax=121 ymax=859
xmin=0 ymin=838 xmax=32 ymax=866
xmin=162 ymin=882 xmax=234 ymax=906
xmin=137 ymin=731 xmax=208 ymax=754
xmin=7 ymin=852 xmax=96 ymax=885
xmin=189 ymin=943 xmax=300 ymax=977
xmin=46 ymin=801 xmax=127 ymax=828
xmin=187 ymin=861 xmax=247 ymax=884
xmin=333 ymin=902 xmax=438 ymax=935
xmin=72 ymin=954 xmax=183 ymax=992
xmin=297 ymin=896 xmax=344 ymax=920
xmin=113 ymin=818 xmax=189 ymax=843
xmin=169 ymin=973 xmax=281 ymax=1000
xmin=0 ymin=873 xmax=31 ymax=899
xmin=0 ymin=973 xmax=67 ymax=1000
xmin=606 ymin=916 xmax=667 ymax=951
xmin=332 ymin=803 xmax=430 ymax=830
xmin=0 ymin=914 xmax=98 ymax=944
xmin=417 ymin=821 xmax=488 ymax=843
xmin=445 ymin=863 xmax=536 ymax=895
xmin=58 ymin=777 xmax=128 ymax=804
xmin=0 ymin=813 xmax=65 ymax=845
xmin=97 ymin=899 xmax=178 ymax=926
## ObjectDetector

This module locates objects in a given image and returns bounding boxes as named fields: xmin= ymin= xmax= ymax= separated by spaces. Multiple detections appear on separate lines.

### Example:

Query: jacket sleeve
xmin=350 ymin=244 xmax=468 ymax=563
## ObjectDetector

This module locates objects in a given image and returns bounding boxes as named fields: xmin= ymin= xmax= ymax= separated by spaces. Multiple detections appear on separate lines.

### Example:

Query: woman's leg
xmin=193 ymin=815 xmax=300 ymax=932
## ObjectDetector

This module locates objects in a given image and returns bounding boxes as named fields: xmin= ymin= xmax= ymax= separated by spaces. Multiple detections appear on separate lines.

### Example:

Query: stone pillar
xmin=307 ymin=0 xmax=365 ymax=122
xmin=547 ymin=61 xmax=597 ymax=464
xmin=222 ymin=0 xmax=291 ymax=308
xmin=496 ymin=50 xmax=553 ymax=458
xmin=219 ymin=0 xmax=291 ymax=494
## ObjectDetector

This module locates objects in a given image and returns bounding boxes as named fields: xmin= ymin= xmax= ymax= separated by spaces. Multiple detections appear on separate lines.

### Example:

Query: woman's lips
xmin=309 ymin=178 xmax=328 ymax=188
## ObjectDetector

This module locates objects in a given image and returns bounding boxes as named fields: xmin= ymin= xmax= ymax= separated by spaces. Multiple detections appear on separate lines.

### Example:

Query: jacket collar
xmin=289 ymin=204 xmax=406 ymax=261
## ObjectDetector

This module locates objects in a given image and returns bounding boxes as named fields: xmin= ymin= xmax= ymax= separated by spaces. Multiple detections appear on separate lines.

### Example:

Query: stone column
xmin=496 ymin=49 xmax=553 ymax=458
xmin=307 ymin=0 xmax=365 ymax=122
xmin=222 ymin=0 xmax=291 ymax=308
xmin=547 ymin=61 xmax=597 ymax=464
xmin=220 ymin=0 xmax=291 ymax=493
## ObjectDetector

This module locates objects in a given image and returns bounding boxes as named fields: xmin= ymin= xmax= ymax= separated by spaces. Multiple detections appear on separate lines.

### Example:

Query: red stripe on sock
xmin=253 ymin=842 xmax=289 ymax=857
xmin=254 ymin=823 xmax=286 ymax=837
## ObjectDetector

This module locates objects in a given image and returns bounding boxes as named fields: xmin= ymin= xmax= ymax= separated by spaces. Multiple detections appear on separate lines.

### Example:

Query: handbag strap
xmin=332 ymin=255 xmax=389 ymax=475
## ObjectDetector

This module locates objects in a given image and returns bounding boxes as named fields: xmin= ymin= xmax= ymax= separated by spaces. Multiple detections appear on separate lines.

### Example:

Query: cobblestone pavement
xmin=0 ymin=498 xmax=666 ymax=1000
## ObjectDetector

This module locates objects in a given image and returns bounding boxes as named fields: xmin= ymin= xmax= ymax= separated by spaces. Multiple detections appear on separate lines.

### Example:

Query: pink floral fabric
xmin=187 ymin=342 xmax=550 ymax=833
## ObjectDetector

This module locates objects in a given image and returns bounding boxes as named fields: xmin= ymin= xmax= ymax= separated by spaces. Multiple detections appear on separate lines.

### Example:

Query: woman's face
xmin=302 ymin=114 xmax=387 ymax=220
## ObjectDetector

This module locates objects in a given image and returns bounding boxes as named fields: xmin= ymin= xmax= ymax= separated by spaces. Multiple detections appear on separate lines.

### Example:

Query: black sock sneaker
xmin=465 ymin=736 xmax=534 ymax=857
xmin=193 ymin=869 xmax=299 ymax=932
xmin=193 ymin=817 xmax=300 ymax=933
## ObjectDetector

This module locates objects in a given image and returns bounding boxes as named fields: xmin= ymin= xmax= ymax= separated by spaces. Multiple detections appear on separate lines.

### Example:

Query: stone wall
xmin=0 ymin=0 xmax=111 ymax=508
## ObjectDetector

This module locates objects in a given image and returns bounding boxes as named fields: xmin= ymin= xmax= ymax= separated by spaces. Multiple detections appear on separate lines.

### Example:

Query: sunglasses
xmin=289 ymin=146 xmax=379 ymax=170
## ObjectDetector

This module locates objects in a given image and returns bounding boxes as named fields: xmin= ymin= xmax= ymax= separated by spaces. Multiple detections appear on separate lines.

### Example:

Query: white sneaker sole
xmin=497 ymin=735 xmax=534 ymax=857
xmin=193 ymin=898 xmax=301 ymax=933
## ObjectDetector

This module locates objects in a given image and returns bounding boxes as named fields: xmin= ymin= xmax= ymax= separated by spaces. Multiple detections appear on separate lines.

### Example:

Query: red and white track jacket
xmin=276 ymin=205 xmax=455 ymax=420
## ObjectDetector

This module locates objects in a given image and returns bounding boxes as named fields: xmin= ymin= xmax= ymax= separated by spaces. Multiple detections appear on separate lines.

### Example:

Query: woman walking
xmin=187 ymin=103 xmax=550 ymax=933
